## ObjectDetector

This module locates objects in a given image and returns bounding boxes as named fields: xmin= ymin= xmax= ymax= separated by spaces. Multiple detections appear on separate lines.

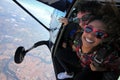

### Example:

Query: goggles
xmin=79 ymin=14 xmax=92 ymax=21
xmin=84 ymin=25 xmax=108 ymax=39
xmin=72 ymin=14 xmax=92 ymax=23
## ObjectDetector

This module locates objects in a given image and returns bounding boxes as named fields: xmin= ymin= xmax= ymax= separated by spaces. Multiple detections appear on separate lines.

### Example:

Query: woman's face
xmin=81 ymin=20 xmax=107 ymax=49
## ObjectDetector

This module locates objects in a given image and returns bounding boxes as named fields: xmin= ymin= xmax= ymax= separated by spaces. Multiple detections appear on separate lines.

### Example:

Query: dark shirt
xmin=63 ymin=22 xmax=81 ymax=47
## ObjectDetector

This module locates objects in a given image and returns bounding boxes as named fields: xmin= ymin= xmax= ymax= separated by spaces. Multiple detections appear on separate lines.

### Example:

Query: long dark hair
xmin=88 ymin=2 xmax=120 ymax=43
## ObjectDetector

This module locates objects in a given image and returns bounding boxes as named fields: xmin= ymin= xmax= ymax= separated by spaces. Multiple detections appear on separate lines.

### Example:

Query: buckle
xmin=94 ymin=55 xmax=104 ymax=64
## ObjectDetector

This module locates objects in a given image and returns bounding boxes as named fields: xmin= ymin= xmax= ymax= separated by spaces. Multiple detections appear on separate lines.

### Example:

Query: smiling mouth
xmin=85 ymin=37 xmax=94 ymax=43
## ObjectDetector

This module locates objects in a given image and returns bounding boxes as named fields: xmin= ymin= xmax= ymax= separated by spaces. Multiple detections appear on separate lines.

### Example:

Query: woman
xmin=73 ymin=3 xmax=120 ymax=80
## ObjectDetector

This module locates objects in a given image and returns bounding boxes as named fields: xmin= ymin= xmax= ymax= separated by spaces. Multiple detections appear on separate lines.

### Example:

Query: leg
xmin=52 ymin=56 xmax=65 ymax=80
xmin=55 ymin=47 xmax=81 ymax=79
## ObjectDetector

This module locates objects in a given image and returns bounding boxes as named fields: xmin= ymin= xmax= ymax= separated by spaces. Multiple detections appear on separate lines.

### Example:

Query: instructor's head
xmin=76 ymin=1 xmax=102 ymax=28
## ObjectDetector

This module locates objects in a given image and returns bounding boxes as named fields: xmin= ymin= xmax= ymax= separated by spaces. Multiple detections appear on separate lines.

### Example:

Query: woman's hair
xmin=88 ymin=2 xmax=120 ymax=42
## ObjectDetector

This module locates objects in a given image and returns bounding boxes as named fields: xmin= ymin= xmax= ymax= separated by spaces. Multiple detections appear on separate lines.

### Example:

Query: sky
xmin=0 ymin=0 xmax=57 ymax=79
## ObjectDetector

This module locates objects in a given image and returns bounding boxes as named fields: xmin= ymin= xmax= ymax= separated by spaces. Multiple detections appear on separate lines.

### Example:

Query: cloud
xmin=0 ymin=6 xmax=3 ymax=11
xmin=21 ymin=17 xmax=26 ymax=21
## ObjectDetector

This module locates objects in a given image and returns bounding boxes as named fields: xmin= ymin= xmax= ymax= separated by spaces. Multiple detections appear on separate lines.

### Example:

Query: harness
xmin=73 ymin=32 xmax=120 ymax=72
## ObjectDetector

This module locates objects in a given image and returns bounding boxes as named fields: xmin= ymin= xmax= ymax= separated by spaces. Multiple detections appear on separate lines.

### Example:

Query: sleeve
xmin=62 ymin=23 xmax=78 ymax=43
xmin=103 ymin=54 xmax=120 ymax=73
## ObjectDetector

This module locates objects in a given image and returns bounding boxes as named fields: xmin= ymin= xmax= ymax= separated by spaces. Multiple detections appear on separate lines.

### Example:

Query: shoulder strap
xmin=93 ymin=43 xmax=118 ymax=66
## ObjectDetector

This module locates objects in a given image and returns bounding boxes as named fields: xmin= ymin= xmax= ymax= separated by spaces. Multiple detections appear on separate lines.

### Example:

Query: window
xmin=0 ymin=0 xmax=66 ymax=80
